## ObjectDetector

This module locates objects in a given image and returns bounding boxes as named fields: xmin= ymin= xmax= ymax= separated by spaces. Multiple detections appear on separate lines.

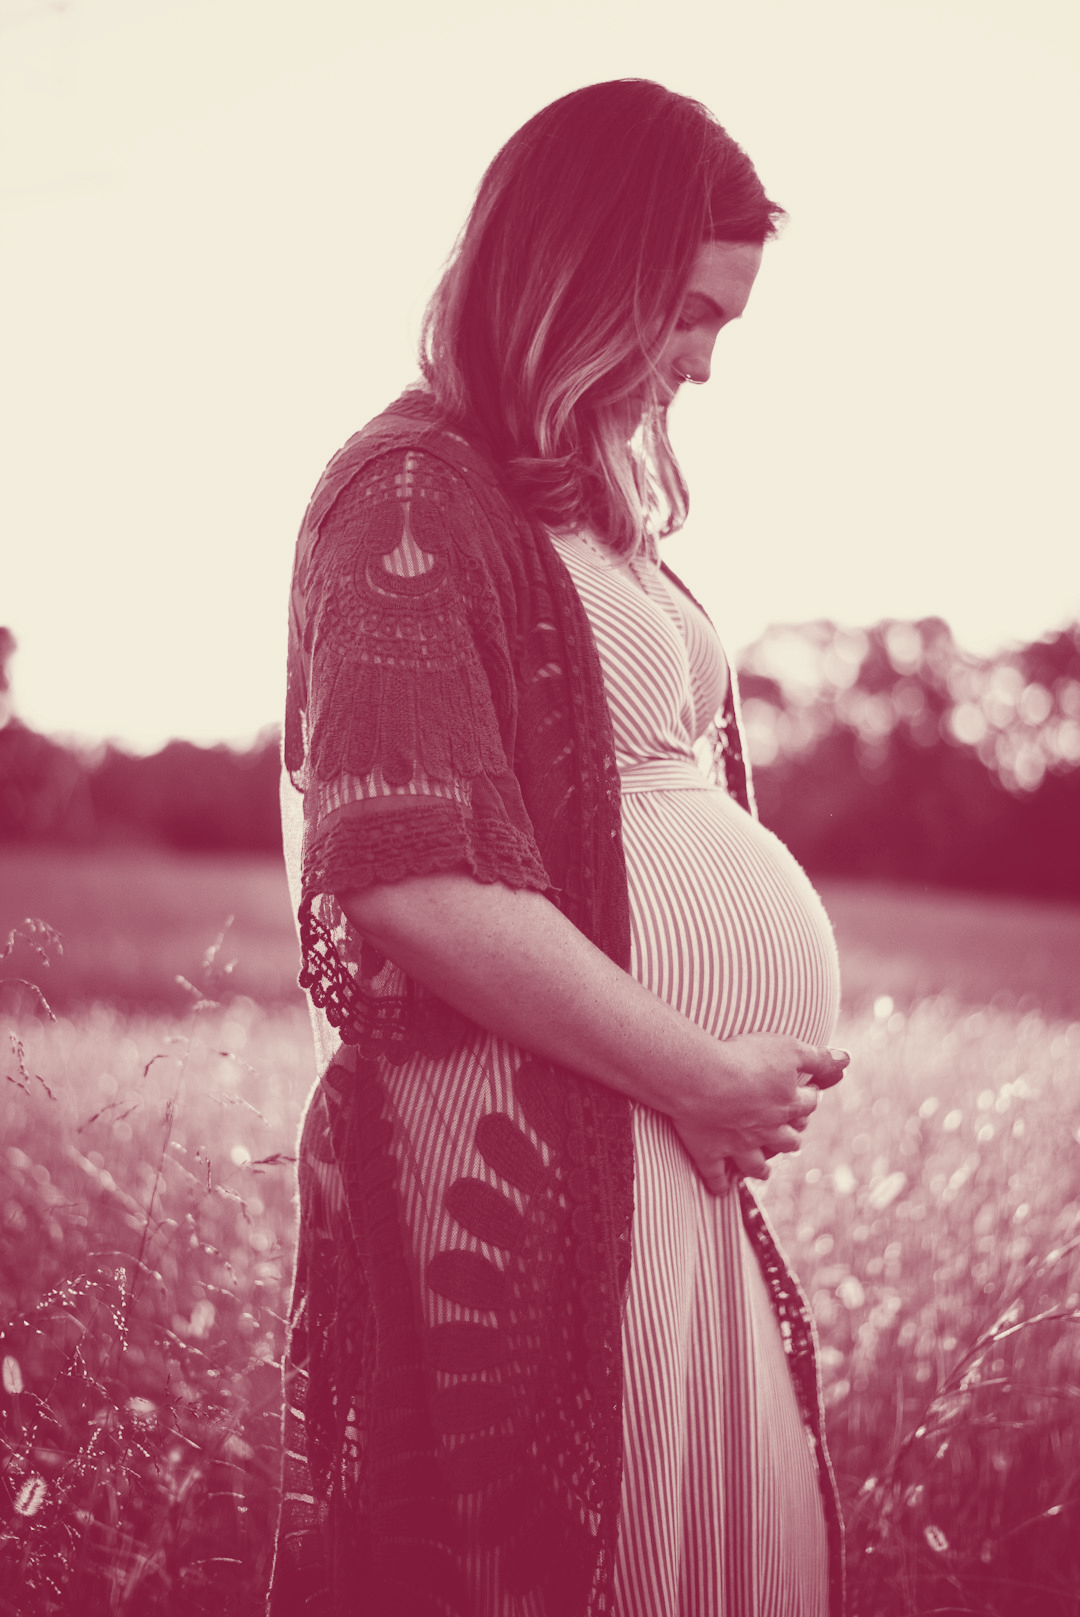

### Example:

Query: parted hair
xmin=420 ymin=79 xmax=783 ymax=556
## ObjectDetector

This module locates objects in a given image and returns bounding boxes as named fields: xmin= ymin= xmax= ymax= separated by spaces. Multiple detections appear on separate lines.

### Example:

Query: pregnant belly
xmin=619 ymin=787 xmax=840 ymax=1047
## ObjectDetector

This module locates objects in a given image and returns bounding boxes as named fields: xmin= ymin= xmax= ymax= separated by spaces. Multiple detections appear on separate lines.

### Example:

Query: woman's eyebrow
xmin=683 ymin=291 xmax=729 ymax=321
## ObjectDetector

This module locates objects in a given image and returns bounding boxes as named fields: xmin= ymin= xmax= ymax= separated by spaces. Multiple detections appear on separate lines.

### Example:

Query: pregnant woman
xmin=270 ymin=78 xmax=847 ymax=1617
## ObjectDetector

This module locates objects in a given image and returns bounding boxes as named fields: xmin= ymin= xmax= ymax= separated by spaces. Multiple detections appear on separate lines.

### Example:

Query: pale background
xmin=2 ymin=0 xmax=1076 ymax=751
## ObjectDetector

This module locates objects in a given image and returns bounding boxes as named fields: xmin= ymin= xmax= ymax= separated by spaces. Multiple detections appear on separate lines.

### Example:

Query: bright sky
xmin=2 ymin=0 xmax=1077 ymax=751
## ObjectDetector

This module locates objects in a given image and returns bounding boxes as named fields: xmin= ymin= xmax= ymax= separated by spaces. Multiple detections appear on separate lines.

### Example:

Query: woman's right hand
xmin=668 ymin=1035 xmax=848 ymax=1192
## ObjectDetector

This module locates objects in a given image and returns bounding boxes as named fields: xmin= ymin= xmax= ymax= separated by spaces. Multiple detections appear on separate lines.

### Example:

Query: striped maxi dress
xmin=548 ymin=530 xmax=841 ymax=1617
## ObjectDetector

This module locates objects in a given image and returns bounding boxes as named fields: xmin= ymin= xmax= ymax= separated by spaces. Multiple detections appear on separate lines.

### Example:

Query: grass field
xmin=1 ymin=847 xmax=1080 ymax=1613
xmin=4 ymin=846 xmax=1080 ymax=1019
xmin=0 ymin=848 xmax=304 ymax=1017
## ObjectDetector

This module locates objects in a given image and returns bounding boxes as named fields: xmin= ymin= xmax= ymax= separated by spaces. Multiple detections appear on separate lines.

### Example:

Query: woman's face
xmin=659 ymin=240 xmax=763 ymax=397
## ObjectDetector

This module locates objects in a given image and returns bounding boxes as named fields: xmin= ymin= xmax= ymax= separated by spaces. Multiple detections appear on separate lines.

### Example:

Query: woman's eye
xmin=675 ymin=315 xmax=696 ymax=333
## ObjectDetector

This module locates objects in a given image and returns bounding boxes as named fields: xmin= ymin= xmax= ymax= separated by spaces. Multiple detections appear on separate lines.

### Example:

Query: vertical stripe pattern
xmin=552 ymin=533 xmax=840 ymax=1616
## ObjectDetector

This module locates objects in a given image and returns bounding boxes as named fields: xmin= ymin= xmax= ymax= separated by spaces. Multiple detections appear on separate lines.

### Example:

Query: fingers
xmin=692 ymin=1143 xmax=769 ymax=1191
xmin=727 ymin=1149 xmax=769 ymax=1182
xmin=790 ymin=1084 xmax=819 ymax=1131
xmin=701 ymin=1160 xmax=735 ymax=1194
xmin=737 ymin=1123 xmax=805 ymax=1163
xmin=797 ymin=1046 xmax=850 ymax=1090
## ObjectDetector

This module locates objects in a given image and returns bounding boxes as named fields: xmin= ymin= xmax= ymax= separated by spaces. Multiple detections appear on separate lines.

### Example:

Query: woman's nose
xmin=679 ymin=335 xmax=718 ymax=385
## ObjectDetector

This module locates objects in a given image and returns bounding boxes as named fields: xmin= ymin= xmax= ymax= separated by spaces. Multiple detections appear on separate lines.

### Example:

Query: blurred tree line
xmin=1 ymin=620 xmax=1078 ymax=899
xmin=0 ymin=629 xmax=281 ymax=854
xmin=738 ymin=617 xmax=1080 ymax=901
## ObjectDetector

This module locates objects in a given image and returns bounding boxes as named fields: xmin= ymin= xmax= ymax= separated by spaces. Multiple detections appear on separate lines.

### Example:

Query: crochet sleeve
xmin=286 ymin=446 xmax=552 ymax=1053
xmin=297 ymin=447 xmax=551 ymax=898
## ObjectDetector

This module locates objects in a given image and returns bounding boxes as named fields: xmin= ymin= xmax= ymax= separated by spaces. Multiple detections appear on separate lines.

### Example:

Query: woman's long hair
xmin=420 ymin=79 xmax=783 ymax=555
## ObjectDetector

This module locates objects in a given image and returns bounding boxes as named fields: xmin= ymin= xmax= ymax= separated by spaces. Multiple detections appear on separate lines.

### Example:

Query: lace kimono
xmin=269 ymin=392 xmax=841 ymax=1616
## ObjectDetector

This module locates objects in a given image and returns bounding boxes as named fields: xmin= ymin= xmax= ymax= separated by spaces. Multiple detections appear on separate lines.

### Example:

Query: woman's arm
xmin=340 ymin=872 xmax=844 ymax=1192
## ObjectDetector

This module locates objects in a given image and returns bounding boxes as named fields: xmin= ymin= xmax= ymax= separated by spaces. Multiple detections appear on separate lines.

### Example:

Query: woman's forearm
xmin=339 ymin=872 xmax=841 ymax=1188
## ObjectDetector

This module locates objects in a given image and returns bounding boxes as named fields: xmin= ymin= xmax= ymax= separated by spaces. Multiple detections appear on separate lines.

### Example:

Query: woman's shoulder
xmin=297 ymin=391 xmax=533 ymax=613
xmin=315 ymin=390 xmax=502 ymax=512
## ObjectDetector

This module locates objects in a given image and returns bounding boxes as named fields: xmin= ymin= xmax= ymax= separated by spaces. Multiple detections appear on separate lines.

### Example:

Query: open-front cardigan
xmin=270 ymin=391 xmax=842 ymax=1616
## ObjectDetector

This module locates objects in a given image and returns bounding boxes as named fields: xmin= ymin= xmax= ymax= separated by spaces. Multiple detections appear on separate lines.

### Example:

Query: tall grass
xmin=2 ymin=936 xmax=1079 ymax=1611
xmin=766 ymin=994 xmax=1080 ymax=1614
xmin=0 ymin=929 xmax=310 ymax=1615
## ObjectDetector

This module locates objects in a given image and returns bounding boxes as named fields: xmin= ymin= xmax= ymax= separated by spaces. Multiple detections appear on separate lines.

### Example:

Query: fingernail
xmin=827 ymin=1048 xmax=851 ymax=1065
